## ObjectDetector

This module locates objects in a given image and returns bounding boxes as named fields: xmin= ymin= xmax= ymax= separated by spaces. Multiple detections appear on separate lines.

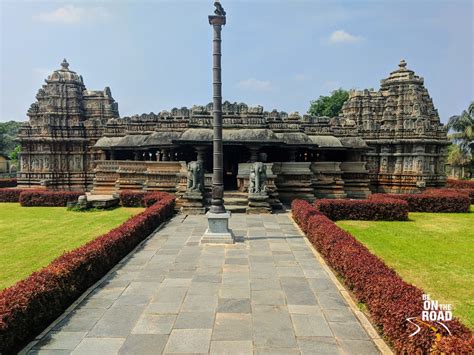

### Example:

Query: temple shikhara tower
xmin=17 ymin=59 xmax=119 ymax=190
xmin=17 ymin=59 xmax=449 ymax=210
xmin=341 ymin=59 xmax=448 ymax=193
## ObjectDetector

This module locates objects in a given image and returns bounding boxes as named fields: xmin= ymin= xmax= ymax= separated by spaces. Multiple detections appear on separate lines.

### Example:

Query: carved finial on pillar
xmin=61 ymin=59 xmax=69 ymax=70
xmin=214 ymin=1 xmax=226 ymax=16
xmin=399 ymin=59 xmax=407 ymax=69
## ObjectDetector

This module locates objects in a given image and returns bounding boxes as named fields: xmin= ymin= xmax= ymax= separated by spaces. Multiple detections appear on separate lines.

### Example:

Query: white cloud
xmin=237 ymin=78 xmax=273 ymax=92
xmin=34 ymin=5 xmax=111 ymax=25
xmin=329 ymin=30 xmax=363 ymax=44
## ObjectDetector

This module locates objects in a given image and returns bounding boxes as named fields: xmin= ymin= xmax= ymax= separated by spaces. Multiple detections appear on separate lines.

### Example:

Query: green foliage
xmin=447 ymin=103 xmax=474 ymax=177
xmin=308 ymin=88 xmax=349 ymax=117
xmin=8 ymin=145 xmax=21 ymax=170
xmin=0 ymin=203 xmax=144 ymax=290
xmin=447 ymin=102 xmax=474 ymax=152
xmin=337 ymin=206 xmax=474 ymax=330
xmin=448 ymin=144 xmax=471 ymax=167
xmin=0 ymin=121 xmax=22 ymax=156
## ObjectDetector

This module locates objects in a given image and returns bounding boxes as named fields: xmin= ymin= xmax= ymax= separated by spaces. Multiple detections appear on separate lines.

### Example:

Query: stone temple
xmin=17 ymin=59 xmax=449 ymax=212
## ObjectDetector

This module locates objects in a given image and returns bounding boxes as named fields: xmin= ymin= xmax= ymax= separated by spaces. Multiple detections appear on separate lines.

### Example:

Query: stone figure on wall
xmin=187 ymin=161 xmax=204 ymax=192
xmin=249 ymin=162 xmax=267 ymax=194
xmin=74 ymin=156 xmax=82 ymax=170
xmin=417 ymin=159 xmax=423 ymax=172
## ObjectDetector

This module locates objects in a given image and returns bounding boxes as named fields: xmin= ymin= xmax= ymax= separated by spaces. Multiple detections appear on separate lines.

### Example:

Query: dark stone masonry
xmin=17 ymin=59 xmax=449 ymax=212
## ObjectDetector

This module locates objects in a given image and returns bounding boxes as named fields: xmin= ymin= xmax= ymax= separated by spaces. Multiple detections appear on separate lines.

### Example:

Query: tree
xmin=447 ymin=144 xmax=471 ymax=179
xmin=9 ymin=145 xmax=21 ymax=170
xmin=0 ymin=121 xmax=22 ymax=156
xmin=447 ymin=102 xmax=474 ymax=152
xmin=308 ymin=89 xmax=349 ymax=117
xmin=447 ymin=102 xmax=474 ymax=179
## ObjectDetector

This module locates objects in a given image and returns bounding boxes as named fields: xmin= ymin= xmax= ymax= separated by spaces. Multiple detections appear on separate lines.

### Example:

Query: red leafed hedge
xmin=370 ymin=190 xmax=470 ymax=213
xmin=143 ymin=192 xmax=174 ymax=207
xmin=0 ymin=188 xmax=25 ymax=202
xmin=291 ymin=200 xmax=473 ymax=353
xmin=19 ymin=190 xmax=82 ymax=207
xmin=446 ymin=178 xmax=474 ymax=189
xmin=314 ymin=198 xmax=408 ymax=221
xmin=426 ymin=187 xmax=474 ymax=204
xmin=119 ymin=190 xmax=174 ymax=208
xmin=0 ymin=193 xmax=175 ymax=354
xmin=0 ymin=178 xmax=17 ymax=188
xmin=119 ymin=190 xmax=149 ymax=207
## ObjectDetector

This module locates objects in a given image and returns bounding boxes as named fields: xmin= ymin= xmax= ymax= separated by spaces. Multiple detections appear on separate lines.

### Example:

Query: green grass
xmin=336 ymin=206 xmax=474 ymax=330
xmin=0 ymin=203 xmax=144 ymax=290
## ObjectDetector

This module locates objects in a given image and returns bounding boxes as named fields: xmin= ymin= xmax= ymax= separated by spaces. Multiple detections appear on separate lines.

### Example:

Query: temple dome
xmin=380 ymin=59 xmax=423 ymax=87
xmin=46 ymin=59 xmax=84 ymax=85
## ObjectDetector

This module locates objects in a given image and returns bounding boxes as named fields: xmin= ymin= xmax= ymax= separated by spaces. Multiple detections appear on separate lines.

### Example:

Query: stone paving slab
xmin=26 ymin=213 xmax=382 ymax=354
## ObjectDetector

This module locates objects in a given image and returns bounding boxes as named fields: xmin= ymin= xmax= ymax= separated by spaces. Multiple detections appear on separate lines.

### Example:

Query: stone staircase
xmin=223 ymin=190 xmax=248 ymax=213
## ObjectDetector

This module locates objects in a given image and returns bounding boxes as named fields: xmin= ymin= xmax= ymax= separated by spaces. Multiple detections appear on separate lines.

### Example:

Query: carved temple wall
xmin=17 ymin=59 xmax=449 ymax=198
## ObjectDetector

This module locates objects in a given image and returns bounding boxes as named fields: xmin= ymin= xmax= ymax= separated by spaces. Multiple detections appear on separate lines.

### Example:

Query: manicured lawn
xmin=337 ymin=206 xmax=474 ymax=330
xmin=0 ymin=203 xmax=144 ymax=290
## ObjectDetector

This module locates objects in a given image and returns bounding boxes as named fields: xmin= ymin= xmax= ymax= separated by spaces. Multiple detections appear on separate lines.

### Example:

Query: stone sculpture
xmin=214 ymin=1 xmax=226 ymax=16
xmin=249 ymin=162 xmax=267 ymax=195
xmin=187 ymin=161 xmax=204 ymax=192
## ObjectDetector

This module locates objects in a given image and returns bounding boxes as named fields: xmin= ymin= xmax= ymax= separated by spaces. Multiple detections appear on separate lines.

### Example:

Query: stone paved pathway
xmin=27 ymin=213 xmax=380 ymax=354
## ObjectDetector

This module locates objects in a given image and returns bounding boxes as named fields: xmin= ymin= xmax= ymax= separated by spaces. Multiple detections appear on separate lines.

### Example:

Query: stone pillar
xmin=156 ymin=150 xmax=161 ymax=161
xmin=169 ymin=149 xmax=175 ymax=161
xmin=202 ymin=1 xmax=233 ymax=244
xmin=288 ymin=148 xmax=297 ymax=162
xmin=196 ymin=146 xmax=207 ymax=162
xmin=249 ymin=147 xmax=259 ymax=163
xmin=209 ymin=10 xmax=226 ymax=214
xmin=134 ymin=151 xmax=140 ymax=161
xmin=162 ymin=148 xmax=170 ymax=161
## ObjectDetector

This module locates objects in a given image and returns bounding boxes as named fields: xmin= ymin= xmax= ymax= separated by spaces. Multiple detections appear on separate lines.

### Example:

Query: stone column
xmin=288 ymin=148 xmax=297 ymax=162
xmin=134 ymin=151 xmax=140 ymax=161
xmin=196 ymin=146 xmax=207 ymax=162
xmin=202 ymin=1 xmax=233 ymax=244
xmin=209 ymin=9 xmax=226 ymax=214
xmin=156 ymin=150 xmax=161 ymax=161
xmin=249 ymin=147 xmax=259 ymax=163
xmin=162 ymin=148 xmax=169 ymax=161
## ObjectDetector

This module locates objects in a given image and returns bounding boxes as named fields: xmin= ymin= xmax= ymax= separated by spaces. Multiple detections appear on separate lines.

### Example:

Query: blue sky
xmin=1 ymin=0 xmax=472 ymax=123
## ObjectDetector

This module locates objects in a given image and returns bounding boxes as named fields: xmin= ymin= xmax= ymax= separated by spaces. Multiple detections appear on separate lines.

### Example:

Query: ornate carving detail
xmin=249 ymin=162 xmax=267 ymax=194
xmin=214 ymin=1 xmax=226 ymax=16
xmin=186 ymin=161 xmax=204 ymax=192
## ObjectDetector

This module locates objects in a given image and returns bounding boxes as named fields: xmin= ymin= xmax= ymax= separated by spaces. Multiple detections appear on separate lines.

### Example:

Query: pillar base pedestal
xmin=201 ymin=212 xmax=234 ymax=244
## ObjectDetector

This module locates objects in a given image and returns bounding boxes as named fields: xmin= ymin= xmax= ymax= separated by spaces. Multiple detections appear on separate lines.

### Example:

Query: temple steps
xmin=223 ymin=191 xmax=248 ymax=213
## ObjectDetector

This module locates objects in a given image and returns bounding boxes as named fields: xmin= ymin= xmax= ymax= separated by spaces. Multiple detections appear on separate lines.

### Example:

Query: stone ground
xmin=26 ymin=213 xmax=381 ymax=355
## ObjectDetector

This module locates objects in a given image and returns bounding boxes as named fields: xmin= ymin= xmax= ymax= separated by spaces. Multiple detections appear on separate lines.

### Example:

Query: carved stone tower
xmin=17 ymin=59 xmax=119 ymax=190
xmin=341 ymin=60 xmax=449 ymax=193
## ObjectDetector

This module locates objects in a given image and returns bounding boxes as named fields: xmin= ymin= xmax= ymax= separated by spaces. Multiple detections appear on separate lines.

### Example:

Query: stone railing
xmin=91 ymin=160 xmax=184 ymax=195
